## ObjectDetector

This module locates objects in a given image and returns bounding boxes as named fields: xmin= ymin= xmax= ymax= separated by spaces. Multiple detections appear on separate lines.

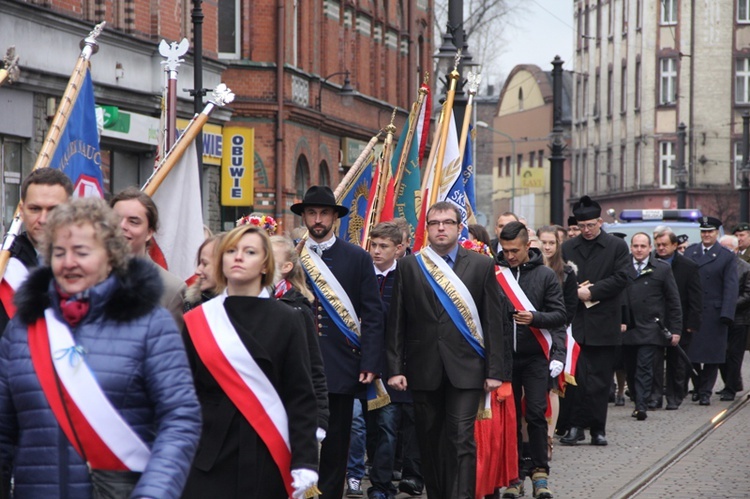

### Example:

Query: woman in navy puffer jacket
xmin=0 ymin=198 xmax=201 ymax=498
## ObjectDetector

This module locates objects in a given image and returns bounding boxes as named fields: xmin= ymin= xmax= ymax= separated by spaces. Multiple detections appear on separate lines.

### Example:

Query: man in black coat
xmin=717 ymin=235 xmax=750 ymax=401
xmin=489 ymin=211 xmax=519 ymax=257
xmin=684 ymin=217 xmax=739 ymax=405
xmin=621 ymin=233 xmax=682 ymax=420
xmin=0 ymin=168 xmax=73 ymax=333
xmin=387 ymin=201 xmax=507 ymax=499
xmin=496 ymin=221 xmax=566 ymax=499
xmin=559 ymin=196 xmax=630 ymax=446
xmin=652 ymin=229 xmax=703 ymax=410
xmin=292 ymin=186 xmax=385 ymax=499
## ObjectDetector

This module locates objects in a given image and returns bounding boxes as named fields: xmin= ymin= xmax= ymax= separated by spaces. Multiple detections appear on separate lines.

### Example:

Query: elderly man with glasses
xmin=559 ymin=196 xmax=630 ymax=447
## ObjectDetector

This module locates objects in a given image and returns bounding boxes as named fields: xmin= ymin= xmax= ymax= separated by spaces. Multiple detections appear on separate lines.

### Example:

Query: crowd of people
xmin=0 ymin=171 xmax=745 ymax=499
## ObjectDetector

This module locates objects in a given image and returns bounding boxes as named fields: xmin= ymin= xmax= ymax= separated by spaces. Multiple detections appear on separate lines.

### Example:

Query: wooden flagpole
xmin=428 ymin=54 xmax=461 ymax=209
xmin=0 ymin=23 xmax=105 ymax=280
xmin=142 ymin=84 xmax=234 ymax=196
xmin=361 ymin=110 xmax=397 ymax=249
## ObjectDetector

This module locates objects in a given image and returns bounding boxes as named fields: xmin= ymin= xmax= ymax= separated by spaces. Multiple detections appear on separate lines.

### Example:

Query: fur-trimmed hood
xmin=14 ymin=257 xmax=164 ymax=325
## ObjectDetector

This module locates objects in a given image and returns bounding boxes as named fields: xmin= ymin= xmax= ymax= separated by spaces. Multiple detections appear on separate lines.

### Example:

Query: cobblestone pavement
xmin=353 ymin=356 xmax=750 ymax=498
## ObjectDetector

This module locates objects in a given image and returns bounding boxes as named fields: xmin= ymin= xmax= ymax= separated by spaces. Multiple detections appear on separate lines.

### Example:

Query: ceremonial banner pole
xmin=332 ymin=132 xmax=382 ymax=201
xmin=159 ymin=39 xmax=190 ymax=151
xmin=457 ymin=71 xmax=480 ymax=165
xmin=428 ymin=53 xmax=461 ymax=208
xmin=361 ymin=111 xmax=397 ymax=249
xmin=0 ymin=47 xmax=20 ymax=88
xmin=142 ymin=84 xmax=234 ymax=196
xmin=392 ymin=77 xmax=429 ymax=197
xmin=0 ymin=23 xmax=105 ymax=280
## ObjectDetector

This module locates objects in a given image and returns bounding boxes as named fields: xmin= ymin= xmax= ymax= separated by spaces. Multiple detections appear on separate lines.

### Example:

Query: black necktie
xmin=703 ymin=247 xmax=708 ymax=255
xmin=377 ymin=274 xmax=385 ymax=286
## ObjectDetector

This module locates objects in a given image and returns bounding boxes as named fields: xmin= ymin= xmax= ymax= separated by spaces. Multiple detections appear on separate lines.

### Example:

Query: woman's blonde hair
xmin=270 ymin=235 xmax=313 ymax=301
xmin=43 ymin=197 xmax=130 ymax=275
xmin=213 ymin=225 xmax=275 ymax=292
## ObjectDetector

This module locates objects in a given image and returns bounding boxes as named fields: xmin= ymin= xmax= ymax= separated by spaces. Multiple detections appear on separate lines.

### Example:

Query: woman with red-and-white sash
xmin=182 ymin=225 xmax=319 ymax=499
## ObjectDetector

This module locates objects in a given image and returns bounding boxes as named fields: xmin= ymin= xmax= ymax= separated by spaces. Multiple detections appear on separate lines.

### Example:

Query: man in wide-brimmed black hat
xmin=292 ymin=186 xmax=385 ymax=499
xmin=559 ymin=196 xmax=630 ymax=447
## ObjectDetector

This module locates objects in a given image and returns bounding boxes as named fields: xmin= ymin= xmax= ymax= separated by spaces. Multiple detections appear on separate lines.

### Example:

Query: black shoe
xmin=615 ymin=396 xmax=625 ymax=406
xmin=692 ymin=392 xmax=700 ymax=402
xmin=699 ymin=395 xmax=711 ymax=406
xmin=632 ymin=410 xmax=648 ymax=421
xmin=666 ymin=403 xmax=679 ymax=410
xmin=398 ymin=478 xmax=423 ymax=496
xmin=559 ymin=427 xmax=585 ymax=445
xmin=720 ymin=393 xmax=736 ymax=401
xmin=590 ymin=433 xmax=608 ymax=446
xmin=716 ymin=388 xmax=730 ymax=395
xmin=647 ymin=399 xmax=662 ymax=410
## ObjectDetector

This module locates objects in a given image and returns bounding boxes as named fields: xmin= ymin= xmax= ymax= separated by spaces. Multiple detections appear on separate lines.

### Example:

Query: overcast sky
xmin=497 ymin=1 xmax=575 ymax=80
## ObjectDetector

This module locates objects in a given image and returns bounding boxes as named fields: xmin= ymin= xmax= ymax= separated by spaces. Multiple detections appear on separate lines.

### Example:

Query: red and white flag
xmin=150 ymin=141 xmax=205 ymax=281
xmin=0 ymin=257 xmax=28 ymax=318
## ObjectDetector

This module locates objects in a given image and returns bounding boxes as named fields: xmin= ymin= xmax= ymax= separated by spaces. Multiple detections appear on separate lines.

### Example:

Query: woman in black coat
xmin=182 ymin=225 xmax=319 ymax=498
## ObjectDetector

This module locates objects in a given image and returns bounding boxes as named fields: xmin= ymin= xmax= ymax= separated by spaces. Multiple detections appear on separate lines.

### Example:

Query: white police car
xmin=601 ymin=209 xmax=721 ymax=245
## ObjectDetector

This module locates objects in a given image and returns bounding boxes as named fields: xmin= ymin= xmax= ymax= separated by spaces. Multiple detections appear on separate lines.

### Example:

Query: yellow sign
xmin=176 ymin=119 xmax=224 ymax=166
xmin=221 ymin=127 xmax=254 ymax=206
xmin=520 ymin=167 xmax=544 ymax=188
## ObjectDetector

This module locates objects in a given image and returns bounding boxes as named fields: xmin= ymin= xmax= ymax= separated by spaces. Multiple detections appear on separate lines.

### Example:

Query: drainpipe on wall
xmin=276 ymin=0 xmax=285 ymax=223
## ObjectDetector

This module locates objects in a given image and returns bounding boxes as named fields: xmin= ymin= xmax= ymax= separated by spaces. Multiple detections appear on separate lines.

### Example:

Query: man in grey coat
xmin=684 ymin=217 xmax=739 ymax=405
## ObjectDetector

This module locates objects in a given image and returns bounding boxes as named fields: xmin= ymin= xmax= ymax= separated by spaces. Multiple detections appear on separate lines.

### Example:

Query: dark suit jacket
xmin=386 ymin=246 xmax=507 ymax=391
xmin=685 ymin=243 xmax=739 ymax=363
xmin=308 ymin=238 xmax=384 ymax=395
xmin=561 ymin=231 xmax=631 ymax=346
xmin=622 ymin=258 xmax=682 ymax=346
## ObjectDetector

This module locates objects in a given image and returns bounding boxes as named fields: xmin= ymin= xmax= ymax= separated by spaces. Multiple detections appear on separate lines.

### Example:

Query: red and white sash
xmin=0 ymin=258 xmax=28 ymax=318
xmin=495 ymin=266 xmax=552 ymax=359
xmin=28 ymin=309 xmax=151 ymax=471
xmin=559 ymin=325 xmax=581 ymax=391
xmin=183 ymin=293 xmax=294 ymax=496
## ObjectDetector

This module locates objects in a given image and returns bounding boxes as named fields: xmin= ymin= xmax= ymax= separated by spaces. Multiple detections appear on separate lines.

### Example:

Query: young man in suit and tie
xmin=684 ymin=217 xmax=739 ymax=405
xmin=387 ymin=201 xmax=507 ymax=499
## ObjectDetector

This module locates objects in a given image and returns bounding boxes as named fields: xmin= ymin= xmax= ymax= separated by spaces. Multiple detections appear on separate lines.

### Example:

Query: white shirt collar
xmin=633 ymin=256 xmax=649 ymax=268
xmin=374 ymin=260 xmax=397 ymax=277
xmin=306 ymin=235 xmax=336 ymax=253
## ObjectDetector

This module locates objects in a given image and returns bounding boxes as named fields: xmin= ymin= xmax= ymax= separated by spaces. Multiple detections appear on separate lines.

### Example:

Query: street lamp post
xmin=740 ymin=112 xmax=750 ymax=223
xmin=675 ymin=122 xmax=688 ymax=209
xmin=316 ymin=71 xmax=356 ymax=111
xmin=477 ymin=120 xmax=517 ymax=212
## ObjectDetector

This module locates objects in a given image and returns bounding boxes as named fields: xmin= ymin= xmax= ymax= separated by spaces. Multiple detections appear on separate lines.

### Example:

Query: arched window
xmin=518 ymin=87 xmax=524 ymax=111
xmin=295 ymin=155 xmax=310 ymax=199
xmin=319 ymin=161 xmax=330 ymax=186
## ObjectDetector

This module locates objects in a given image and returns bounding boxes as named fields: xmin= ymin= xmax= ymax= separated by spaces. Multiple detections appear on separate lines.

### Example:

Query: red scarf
xmin=55 ymin=285 xmax=90 ymax=327
xmin=273 ymin=279 xmax=292 ymax=299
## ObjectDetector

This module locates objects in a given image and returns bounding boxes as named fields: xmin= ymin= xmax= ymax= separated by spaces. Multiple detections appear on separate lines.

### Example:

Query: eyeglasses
xmin=578 ymin=222 xmax=599 ymax=230
xmin=426 ymin=219 xmax=459 ymax=227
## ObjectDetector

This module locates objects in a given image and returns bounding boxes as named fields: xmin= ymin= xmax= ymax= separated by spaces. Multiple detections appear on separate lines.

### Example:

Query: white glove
xmin=316 ymin=427 xmax=327 ymax=443
xmin=549 ymin=360 xmax=564 ymax=378
xmin=291 ymin=469 xmax=319 ymax=499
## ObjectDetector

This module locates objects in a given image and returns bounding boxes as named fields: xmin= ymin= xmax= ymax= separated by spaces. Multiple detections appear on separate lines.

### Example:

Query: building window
xmin=736 ymin=58 xmax=750 ymax=103
xmin=734 ymin=142 xmax=744 ymax=187
xmin=319 ymin=161 xmax=330 ymax=186
xmin=594 ymin=72 xmax=601 ymax=117
xmin=518 ymin=87 xmax=524 ymax=111
xmin=660 ymin=58 xmax=677 ymax=105
xmin=0 ymin=137 xmax=24 ymax=232
xmin=517 ymin=154 xmax=523 ymax=175
xmin=498 ymin=157 xmax=504 ymax=177
xmin=606 ymin=147 xmax=613 ymax=190
xmin=740 ymin=0 xmax=750 ymax=22
xmin=577 ymin=7 xmax=583 ymax=50
xmin=661 ymin=0 xmax=677 ymax=25
xmin=635 ymin=59 xmax=642 ymax=110
xmin=622 ymin=0 xmax=629 ymax=33
xmin=620 ymin=144 xmax=627 ymax=189
xmin=538 ymin=150 xmax=544 ymax=168
xmin=295 ymin=155 xmax=310 ymax=199
xmin=636 ymin=0 xmax=642 ymax=28
xmin=608 ymin=1 xmax=614 ymax=37
xmin=607 ymin=67 xmax=614 ymax=117
xmin=635 ymin=141 xmax=642 ymax=186
xmin=659 ymin=141 xmax=676 ymax=188
xmin=583 ymin=76 xmax=589 ymax=119
xmin=621 ymin=64 xmax=628 ymax=113
xmin=596 ymin=2 xmax=602 ymax=43
xmin=584 ymin=7 xmax=590 ymax=49
xmin=506 ymin=156 xmax=511 ymax=177
xmin=218 ymin=0 xmax=241 ymax=58
xmin=529 ymin=151 xmax=535 ymax=168
xmin=594 ymin=150 xmax=601 ymax=191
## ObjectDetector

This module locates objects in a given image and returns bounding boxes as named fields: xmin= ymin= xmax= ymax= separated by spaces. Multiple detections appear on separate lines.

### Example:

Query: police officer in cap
xmin=684 ymin=217 xmax=739 ymax=405
xmin=559 ymin=196 xmax=630 ymax=446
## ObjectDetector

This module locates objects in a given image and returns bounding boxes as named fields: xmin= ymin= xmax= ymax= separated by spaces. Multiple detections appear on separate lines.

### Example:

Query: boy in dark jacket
xmin=496 ymin=222 xmax=567 ymax=499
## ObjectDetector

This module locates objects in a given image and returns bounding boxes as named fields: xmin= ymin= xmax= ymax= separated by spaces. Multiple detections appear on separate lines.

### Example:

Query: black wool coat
xmin=561 ymin=230 xmax=631 ymax=346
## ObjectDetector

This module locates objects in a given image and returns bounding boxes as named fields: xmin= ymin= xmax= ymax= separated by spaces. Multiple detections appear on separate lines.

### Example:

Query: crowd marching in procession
xmin=1 ymin=21 xmax=748 ymax=499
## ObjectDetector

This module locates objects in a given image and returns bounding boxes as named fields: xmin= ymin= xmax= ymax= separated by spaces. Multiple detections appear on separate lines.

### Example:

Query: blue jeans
xmin=346 ymin=399 xmax=366 ymax=480
xmin=366 ymin=403 xmax=400 ymax=495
